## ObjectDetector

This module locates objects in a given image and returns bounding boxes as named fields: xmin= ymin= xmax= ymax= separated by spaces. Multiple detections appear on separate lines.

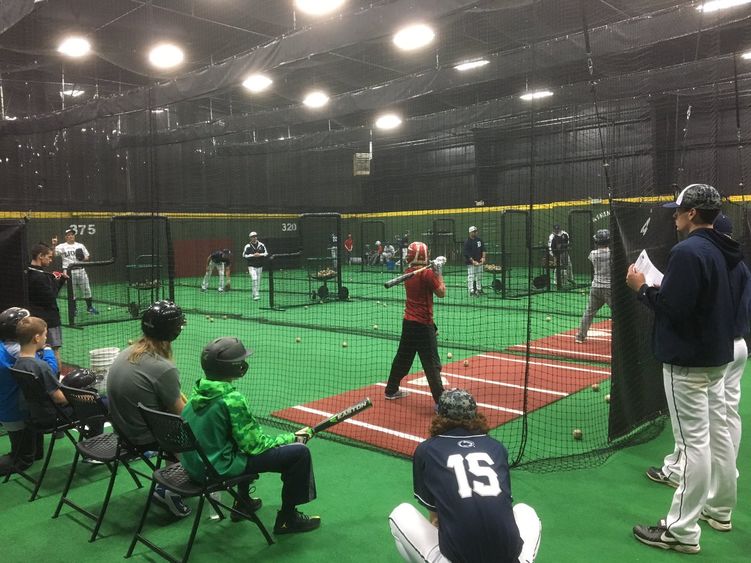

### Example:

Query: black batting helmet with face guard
xmin=0 ymin=307 xmax=30 ymax=341
xmin=141 ymin=301 xmax=185 ymax=342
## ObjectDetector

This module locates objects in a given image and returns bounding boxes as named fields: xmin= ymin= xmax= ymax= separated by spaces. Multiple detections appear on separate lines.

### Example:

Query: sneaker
xmin=82 ymin=457 xmax=106 ymax=465
xmin=200 ymin=287 xmax=207 ymax=292
xmin=476 ymin=289 xmax=485 ymax=295
xmin=152 ymin=484 xmax=191 ymax=518
xmin=230 ymin=497 xmax=263 ymax=522
xmin=700 ymin=511 xmax=732 ymax=532
xmin=575 ymin=336 xmax=586 ymax=344
xmin=218 ymin=287 xmax=224 ymax=292
xmin=253 ymin=296 xmax=260 ymax=301
xmin=87 ymin=307 xmax=99 ymax=315
xmin=274 ymin=509 xmax=321 ymax=534
xmin=646 ymin=466 xmax=678 ymax=488
xmin=633 ymin=524 xmax=700 ymax=554
xmin=385 ymin=390 xmax=410 ymax=400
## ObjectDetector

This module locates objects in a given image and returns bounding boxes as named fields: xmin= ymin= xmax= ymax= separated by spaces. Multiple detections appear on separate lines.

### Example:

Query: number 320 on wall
xmin=281 ymin=223 xmax=297 ymax=232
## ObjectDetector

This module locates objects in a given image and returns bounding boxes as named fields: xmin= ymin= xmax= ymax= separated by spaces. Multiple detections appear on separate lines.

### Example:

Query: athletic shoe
xmin=87 ymin=307 xmax=99 ymax=315
xmin=200 ymin=288 xmax=207 ymax=292
xmin=476 ymin=289 xmax=485 ymax=295
xmin=646 ymin=466 xmax=679 ymax=488
xmin=700 ymin=511 xmax=732 ymax=532
xmin=385 ymin=390 xmax=410 ymax=400
xmin=575 ymin=336 xmax=586 ymax=344
xmin=230 ymin=497 xmax=263 ymax=522
xmin=633 ymin=524 xmax=700 ymax=554
xmin=253 ymin=296 xmax=260 ymax=301
xmin=82 ymin=457 xmax=106 ymax=465
xmin=218 ymin=287 xmax=224 ymax=292
xmin=152 ymin=484 xmax=191 ymax=518
xmin=273 ymin=509 xmax=321 ymax=534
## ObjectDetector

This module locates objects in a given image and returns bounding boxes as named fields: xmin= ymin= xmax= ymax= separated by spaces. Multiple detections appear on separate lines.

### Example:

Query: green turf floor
xmin=0 ymin=366 xmax=748 ymax=562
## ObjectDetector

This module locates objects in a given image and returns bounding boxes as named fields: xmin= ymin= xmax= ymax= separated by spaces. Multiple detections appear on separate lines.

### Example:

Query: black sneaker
xmin=633 ymin=524 xmax=700 ymax=554
xmin=385 ymin=390 xmax=409 ymax=400
xmin=645 ymin=466 xmax=678 ymax=488
xmin=699 ymin=511 xmax=732 ymax=532
xmin=274 ymin=509 xmax=321 ymax=534
xmin=230 ymin=497 xmax=263 ymax=522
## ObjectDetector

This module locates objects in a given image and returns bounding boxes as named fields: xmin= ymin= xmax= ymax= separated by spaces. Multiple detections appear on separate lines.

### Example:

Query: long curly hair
xmin=429 ymin=412 xmax=490 ymax=437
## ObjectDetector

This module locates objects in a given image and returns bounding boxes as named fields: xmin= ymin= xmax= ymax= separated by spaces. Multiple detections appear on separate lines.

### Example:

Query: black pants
xmin=239 ymin=443 xmax=316 ymax=509
xmin=385 ymin=319 xmax=444 ymax=403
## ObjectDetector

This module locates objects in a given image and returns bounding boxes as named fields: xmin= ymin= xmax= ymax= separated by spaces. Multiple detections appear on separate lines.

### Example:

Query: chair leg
xmin=122 ymin=460 xmax=143 ymax=489
xmin=126 ymin=479 xmax=159 ymax=558
xmin=181 ymin=494 xmax=206 ymax=563
xmin=89 ymin=458 xmax=120 ymax=542
xmin=226 ymin=488 xmax=274 ymax=545
xmin=53 ymin=451 xmax=81 ymax=518
xmin=29 ymin=432 xmax=57 ymax=501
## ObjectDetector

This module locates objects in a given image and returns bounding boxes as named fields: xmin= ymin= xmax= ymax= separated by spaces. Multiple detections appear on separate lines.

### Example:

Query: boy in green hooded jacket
xmin=181 ymin=336 xmax=320 ymax=534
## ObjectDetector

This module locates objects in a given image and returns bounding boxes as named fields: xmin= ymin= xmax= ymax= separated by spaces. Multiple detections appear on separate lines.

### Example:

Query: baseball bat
xmin=384 ymin=262 xmax=434 ymax=289
xmin=311 ymin=398 xmax=372 ymax=435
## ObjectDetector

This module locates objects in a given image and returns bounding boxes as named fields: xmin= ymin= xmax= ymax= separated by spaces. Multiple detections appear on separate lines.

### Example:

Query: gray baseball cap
xmin=663 ymin=184 xmax=721 ymax=210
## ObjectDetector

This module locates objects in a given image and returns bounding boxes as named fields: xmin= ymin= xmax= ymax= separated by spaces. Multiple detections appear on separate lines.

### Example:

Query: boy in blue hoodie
xmin=181 ymin=336 xmax=320 ymax=534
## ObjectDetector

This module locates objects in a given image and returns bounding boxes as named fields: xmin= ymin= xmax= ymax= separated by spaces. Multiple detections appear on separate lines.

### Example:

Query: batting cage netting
xmin=1 ymin=0 xmax=750 ymax=472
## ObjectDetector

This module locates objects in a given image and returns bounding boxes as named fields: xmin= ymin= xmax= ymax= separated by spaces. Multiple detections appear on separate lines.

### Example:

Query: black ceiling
xmin=1 ymin=0 xmax=750 ymax=137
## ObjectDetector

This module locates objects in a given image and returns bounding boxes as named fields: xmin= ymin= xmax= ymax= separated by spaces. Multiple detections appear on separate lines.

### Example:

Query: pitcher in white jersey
xmin=51 ymin=229 xmax=98 ymax=315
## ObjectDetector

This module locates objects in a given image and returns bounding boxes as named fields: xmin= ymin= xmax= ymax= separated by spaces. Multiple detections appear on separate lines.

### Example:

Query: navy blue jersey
xmin=413 ymin=428 xmax=522 ymax=563
xmin=463 ymin=238 xmax=485 ymax=264
xmin=209 ymin=250 xmax=231 ymax=265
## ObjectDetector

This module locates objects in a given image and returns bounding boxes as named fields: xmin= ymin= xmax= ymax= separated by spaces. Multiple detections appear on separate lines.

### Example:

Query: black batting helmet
xmin=593 ymin=229 xmax=610 ymax=245
xmin=62 ymin=368 xmax=97 ymax=390
xmin=0 ymin=307 xmax=30 ymax=340
xmin=141 ymin=301 xmax=185 ymax=342
xmin=200 ymin=337 xmax=252 ymax=379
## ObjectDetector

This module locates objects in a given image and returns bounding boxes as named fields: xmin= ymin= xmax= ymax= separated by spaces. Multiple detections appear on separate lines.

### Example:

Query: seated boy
xmin=181 ymin=336 xmax=321 ymax=534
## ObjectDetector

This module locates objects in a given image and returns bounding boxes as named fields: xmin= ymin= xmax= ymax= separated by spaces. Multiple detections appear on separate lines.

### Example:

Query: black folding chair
xmin=126 ymin=403 xmax=273 ymax=563
xmin=52 ymin=385 xmax=157 ymax=542
xmin=5 ymin=368 xmax=78 ymax=501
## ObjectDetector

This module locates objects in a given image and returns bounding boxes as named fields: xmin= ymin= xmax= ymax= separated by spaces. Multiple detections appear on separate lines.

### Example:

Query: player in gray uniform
xmin=575 ymin=229 xmax=611 ymax=343
xmin=51 ymin=229 xmax=98 ymax=314
xmin=389 ymin=389 xmax=541 ymax=563
xmin=242 ymin=232 xmax=268 ymax=301
xmin=548 ymin=224 xmax=573 ymax=288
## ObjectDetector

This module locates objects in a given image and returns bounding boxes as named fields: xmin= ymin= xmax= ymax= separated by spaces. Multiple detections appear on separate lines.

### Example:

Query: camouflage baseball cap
xmin=663 ymin=183 xmax=721 ymax=210
xmin=437 ymin=389 xmax=477 ymax=420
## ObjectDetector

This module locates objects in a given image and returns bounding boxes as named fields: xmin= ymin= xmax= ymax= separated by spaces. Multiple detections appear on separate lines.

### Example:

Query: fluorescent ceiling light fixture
xmin=294 ymin=0 xmax=346 ymax=16
xmin=303 ymin=90 xmax=329 ymax=108
xmin=697 ymin=0 xmax=751 ymax=12
xmin=148 ymin=43 xmax=184 ymax=69
xmin=454 ymin=59 xmax=490 ymax=71
xmin=57 ymin=36 xmax=91 ymax=58
xmin=742 ymin=50 xmax=751 ymax=59
xmin=3 ymin=115 xmax=18 ymax=121
xmin=61 ymin=89 xmax=85 ymax=97
xmin=519 ymin=90 xmax=554 ymax=101
xmin=393 ymin=23 xmax=435 ymax=51
xmin=151 ymin=108 xmax=167 ymax=113
xmin=242 ymin=74 xmax=273 ymax=93
xmin=375 ymin=113 xmax=402 ymax=129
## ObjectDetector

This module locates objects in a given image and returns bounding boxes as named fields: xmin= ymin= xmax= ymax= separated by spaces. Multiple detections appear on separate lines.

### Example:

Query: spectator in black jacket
xmin=27 ymin=243 xmax=67 ymax=370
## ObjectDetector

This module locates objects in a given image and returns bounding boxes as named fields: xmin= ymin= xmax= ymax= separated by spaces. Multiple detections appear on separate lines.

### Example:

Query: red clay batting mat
xmin=507 ymin=320 xmax=611 ymax=363
xmin=272 ymin=352 xmax=611 ymax=457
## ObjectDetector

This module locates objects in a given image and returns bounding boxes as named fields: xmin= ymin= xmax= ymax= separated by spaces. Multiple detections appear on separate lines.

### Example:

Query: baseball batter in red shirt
xmin=384 ymin=242 xmax=446 ymax=405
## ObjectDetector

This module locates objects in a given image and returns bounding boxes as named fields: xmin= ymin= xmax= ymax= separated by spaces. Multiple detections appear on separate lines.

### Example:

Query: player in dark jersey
xmin=384 ymin=242 xmax=446 ymax=405
xmin=389 ymin=389 xmax=541 ymax=563
xmin=201 ymin=249 xmax=232 ymax=292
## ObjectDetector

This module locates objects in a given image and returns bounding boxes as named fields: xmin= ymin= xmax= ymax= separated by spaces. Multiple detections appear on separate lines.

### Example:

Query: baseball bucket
xmin=89 ymin=347 xmax=120 ymax=394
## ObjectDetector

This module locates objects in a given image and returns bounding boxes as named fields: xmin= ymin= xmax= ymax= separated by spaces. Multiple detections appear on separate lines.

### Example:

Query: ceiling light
xmin=454 ymin=59 xmax=490 ymax=71
xmin=519 ymin=90 xmax=554 ymax=101
xmin=3 ymin=115 xmax=18 ymax=121
xmin=697 ymin=0 xmax=751 ymax=12
xmin=375 ymin=113 xmax=402 ymax=130
xmin=148 ymin=43 xmax=184 ymax=69
xmin=393 ymin=23 xmax=435 ymax=51
xmin=242 ymin=74 xmax=273 ymax=93
xmin=294 ymin=0 xmax=346 ymax=16
xmin=61 ymin=89 xmax=85 ymax=97
xmin=303 ymin=91 xmax=329 ymax=108
xmin=742 ymin=50 xmax=751 ymax=60
xmin=57 ymin=36 xmax=91 ymax=58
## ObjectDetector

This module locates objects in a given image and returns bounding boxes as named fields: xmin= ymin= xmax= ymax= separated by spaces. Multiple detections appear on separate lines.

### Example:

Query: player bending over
xmin=389 ymin=389 xmax=541 ymax=563
xmin=201 ymin=249 xmax=232 ymax=292
xmin=181 ymin=336 xmax=320 ymax=534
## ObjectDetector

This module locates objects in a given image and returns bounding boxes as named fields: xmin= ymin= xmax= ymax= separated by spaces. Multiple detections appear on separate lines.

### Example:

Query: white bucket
xmin=89 ymin=347 xmax=120 ymax=394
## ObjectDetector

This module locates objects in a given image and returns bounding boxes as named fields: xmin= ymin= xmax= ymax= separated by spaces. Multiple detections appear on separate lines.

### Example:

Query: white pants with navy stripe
xmin=389 ymin=502 xmax=541 ymax=563
xmin=201 ymin=262 xmax=225 ymax=290
xmin=662 ymin=337 xmax=748 ymax=483
xmin=467 ymin=264 xmax=483 ymax=294
xmin=71 ymin=268 xmax=92 ymax=299
xmin=248 ymin=266 xmax=263 ymax=299
xmin=661 ymin=362 xmax=736 ymax=545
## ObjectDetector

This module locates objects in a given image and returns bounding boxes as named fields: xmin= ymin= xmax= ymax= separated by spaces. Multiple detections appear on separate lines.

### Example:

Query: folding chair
xmin=5 ymin=368 xmax=78 ymax=501
xmin=126 ymin=403 xmax=273 ymax=563
xmin=52 ymin=385 xmax=156 ymax=542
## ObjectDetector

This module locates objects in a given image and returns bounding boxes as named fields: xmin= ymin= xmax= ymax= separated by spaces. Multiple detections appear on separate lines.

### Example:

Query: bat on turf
xmin=310 ymin=398 xmax=373 ymax=435
xmin=384 ymin=262 xmax=434 ymax=289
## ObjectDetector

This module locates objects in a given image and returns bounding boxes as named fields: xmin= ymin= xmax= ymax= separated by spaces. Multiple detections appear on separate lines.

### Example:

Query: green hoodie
xmin=181 ymin=378 xmax=295 ymax=480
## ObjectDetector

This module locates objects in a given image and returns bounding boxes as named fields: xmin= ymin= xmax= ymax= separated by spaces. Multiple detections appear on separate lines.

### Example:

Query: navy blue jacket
xmin=638 ymin=228 xmax=741 ymax=367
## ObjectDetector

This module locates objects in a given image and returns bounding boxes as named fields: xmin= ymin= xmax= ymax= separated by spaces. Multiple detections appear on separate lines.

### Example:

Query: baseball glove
xmin=75 ymin=248 xmax=85 ymax=261
xmin=484 ymin=264 xmax=502 ymax=273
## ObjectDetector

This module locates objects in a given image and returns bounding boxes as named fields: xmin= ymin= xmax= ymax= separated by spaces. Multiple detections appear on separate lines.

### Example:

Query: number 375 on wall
xmin=68 ymin=224 xmax=96 ymax=235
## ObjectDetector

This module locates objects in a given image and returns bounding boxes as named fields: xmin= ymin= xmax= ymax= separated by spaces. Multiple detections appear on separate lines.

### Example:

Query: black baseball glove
xmin=75 ymin=248 xmax=85 ymax=261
